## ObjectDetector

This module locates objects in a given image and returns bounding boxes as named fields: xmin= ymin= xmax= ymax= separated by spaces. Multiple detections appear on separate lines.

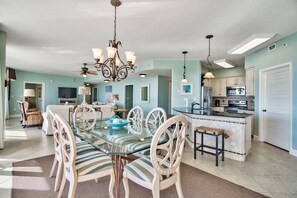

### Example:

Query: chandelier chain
xmin=114 ymin=6 xmax=117 ymax=42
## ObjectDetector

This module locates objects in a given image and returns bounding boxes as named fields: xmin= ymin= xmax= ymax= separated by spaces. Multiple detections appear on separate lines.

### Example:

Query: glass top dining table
xmin=71 ymin=119 xmax=155 ymax=198
xmin=72 ymin=119 xmax=153 ymax=155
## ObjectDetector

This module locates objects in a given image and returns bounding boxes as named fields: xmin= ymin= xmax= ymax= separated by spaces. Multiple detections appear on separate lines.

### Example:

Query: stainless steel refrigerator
xmin=201 ymin=86 xmax=213 ymax=110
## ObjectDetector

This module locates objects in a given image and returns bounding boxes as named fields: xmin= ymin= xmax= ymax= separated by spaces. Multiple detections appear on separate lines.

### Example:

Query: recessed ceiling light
xmin=214 ymin=59 xmax=235 ymax=68
xmin=228 ymin=34 xmax=275 ymax=54
xmin=139 ymin=73 xmax=146 ymax=78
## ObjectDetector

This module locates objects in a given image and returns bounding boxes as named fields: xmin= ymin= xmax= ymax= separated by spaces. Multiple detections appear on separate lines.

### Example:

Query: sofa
xmin=42 ymin=104 xmax=115 ymax=135
xmin=42 ymin=105 xmax=74 ymax=135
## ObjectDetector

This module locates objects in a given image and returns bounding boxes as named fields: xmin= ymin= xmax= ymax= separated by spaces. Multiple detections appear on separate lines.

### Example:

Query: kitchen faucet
xmin=191 ymin=101 xmax=200 ymax=112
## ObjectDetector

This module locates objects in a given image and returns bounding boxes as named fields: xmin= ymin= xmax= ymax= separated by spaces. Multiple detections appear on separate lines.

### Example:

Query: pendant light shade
xmin=204 ymin=71 xmax=215 ymax=79
xmin=181 ymin=51 xmax=188 ymax=83
xmin=204 ymin=35 xmax=215 ymax=79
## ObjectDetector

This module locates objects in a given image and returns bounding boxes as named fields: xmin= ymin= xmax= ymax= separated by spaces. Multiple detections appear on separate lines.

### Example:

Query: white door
xmin=260 ymin=63 xmax=291 ymax=150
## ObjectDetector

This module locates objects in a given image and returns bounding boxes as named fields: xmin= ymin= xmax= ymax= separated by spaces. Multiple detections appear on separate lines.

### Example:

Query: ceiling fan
xmin=80 ymin=63 xmax=97 ymax=77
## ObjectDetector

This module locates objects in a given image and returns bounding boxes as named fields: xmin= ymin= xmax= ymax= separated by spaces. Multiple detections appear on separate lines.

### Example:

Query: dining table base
xmin=111 ymin=154 xmax=138 ymax=198
xmin=111 ymin=155 xmax=124 ymax=198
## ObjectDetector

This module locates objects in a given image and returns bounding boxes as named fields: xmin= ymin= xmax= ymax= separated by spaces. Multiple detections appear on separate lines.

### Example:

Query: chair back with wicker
xmin=17 ymin=100 xmax=43 ymax=127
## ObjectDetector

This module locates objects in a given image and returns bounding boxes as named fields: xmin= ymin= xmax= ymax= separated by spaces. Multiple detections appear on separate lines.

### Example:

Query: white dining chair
xmin=123 ymin=115 xmax=188 ymax=198
xmin=145 ymin=107 xmax=167 ymax=136
xmin=55 ymin=113 xmax=115 ymax=198
xmin=48 ymin=110 xmax=101 ymax=192
xmin=73 ymin=104 xmax=97 ymax=132
xmin=126 ymin=106 xmax=144 ymax=134
xmin=133 ymin=107 xmax=167 ymax=156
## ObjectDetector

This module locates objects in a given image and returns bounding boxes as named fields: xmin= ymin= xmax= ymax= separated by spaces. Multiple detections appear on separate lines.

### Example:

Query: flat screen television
xmin=58 ymin=87 xmax=77 ymax=98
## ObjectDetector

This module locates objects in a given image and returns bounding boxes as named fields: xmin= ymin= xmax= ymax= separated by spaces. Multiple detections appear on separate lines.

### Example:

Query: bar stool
xmin=194 ymin=126 xmax=224 ymax=166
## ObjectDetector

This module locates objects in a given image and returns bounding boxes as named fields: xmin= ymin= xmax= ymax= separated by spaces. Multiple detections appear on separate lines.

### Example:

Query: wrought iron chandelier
xmin=92 ymin=0 xmax=136 ymax=82
xmin=204 ymin=35 xmax=215 ymax=79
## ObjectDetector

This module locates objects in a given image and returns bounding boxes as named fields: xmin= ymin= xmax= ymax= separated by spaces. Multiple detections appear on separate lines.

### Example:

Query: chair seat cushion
xmin=75 ymin=149 xmax=112 ymax=176
xmin=124 ymin=156 xmax=170 ymax=183
xmin=65 ymin=141 xmax=96 ymax=155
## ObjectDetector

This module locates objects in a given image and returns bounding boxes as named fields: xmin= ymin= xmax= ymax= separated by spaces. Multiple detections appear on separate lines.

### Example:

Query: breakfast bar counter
xmin=173 ymin=107 xmax=252 ymax=161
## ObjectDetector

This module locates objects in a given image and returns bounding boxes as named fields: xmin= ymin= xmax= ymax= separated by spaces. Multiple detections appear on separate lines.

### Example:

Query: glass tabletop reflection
xmin=72 ymin=119 xmax=153 ymax=155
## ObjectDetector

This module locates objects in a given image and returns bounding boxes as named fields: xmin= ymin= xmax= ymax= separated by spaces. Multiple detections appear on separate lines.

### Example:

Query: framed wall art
xmin=181 ymin=83 xmax=193 ymax=95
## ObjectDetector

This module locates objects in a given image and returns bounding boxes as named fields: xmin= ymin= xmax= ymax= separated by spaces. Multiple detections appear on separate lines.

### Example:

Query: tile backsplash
xmin=213 ymin=96 xmax=255 ymax=109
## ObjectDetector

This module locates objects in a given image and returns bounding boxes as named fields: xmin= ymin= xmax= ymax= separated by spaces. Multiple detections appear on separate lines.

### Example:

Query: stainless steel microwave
xmin=226 ymin=86 xmax=245 ymax=96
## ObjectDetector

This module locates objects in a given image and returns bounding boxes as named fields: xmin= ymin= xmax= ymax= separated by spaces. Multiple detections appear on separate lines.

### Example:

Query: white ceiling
xmin=1 ymin=0 xmax=297 ymax=80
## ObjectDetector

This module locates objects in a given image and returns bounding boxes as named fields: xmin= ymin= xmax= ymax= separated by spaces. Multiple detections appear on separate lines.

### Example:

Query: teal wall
xmin=91 ymin=59 xmax=202 ymax=115
xmin=245 ymin=31 xmax=297 ymax=150
xmin=0 ymin=31 xmax=6 ymax=149
xmin=9 ymin=70 xmax=84 ymax=115
xmin=158 ymin=76 xmax=170 ymax=112
xmin=95 ymin=75 xmax=159 ymax=116
xmin=149 ymin=60 xmax=202 ymax=110
xmin=212 ymin=66 xmax=245 ymax=78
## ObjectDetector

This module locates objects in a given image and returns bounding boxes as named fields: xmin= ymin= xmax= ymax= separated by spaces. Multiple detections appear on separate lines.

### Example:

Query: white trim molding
xmin=289 ymin=148 xmax=297 ymax=157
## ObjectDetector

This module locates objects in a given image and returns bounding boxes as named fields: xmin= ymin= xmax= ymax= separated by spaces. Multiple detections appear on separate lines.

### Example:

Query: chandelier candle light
xmin=181 ymin=51 xmax=188 ymax=84
xmin=92 ymin=0 xmax=136 ymax=82
xmin=204 ymin=35 xmax=215 ymax=79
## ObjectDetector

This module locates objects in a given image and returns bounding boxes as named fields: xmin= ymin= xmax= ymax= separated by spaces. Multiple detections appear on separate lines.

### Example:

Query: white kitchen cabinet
xmin=245 ymin=67 xmax=254 ymax=96
xmin=226 ymin=76 xmax=245 ymax=86
xmin=212 ymin=78 xmax=226 ymax=97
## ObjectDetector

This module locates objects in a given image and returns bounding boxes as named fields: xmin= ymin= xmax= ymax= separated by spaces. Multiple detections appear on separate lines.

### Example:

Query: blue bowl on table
xmin=105 ymin=117 xmax=129 ymax=129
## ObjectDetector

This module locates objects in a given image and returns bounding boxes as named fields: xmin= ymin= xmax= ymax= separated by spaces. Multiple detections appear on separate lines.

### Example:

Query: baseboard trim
xmin=9 ymin=114 xmax=21 ymax=118
xmin=289 ymin=148 xmax=297 ymax=157
xmin=253 ymin=135 xmax=260 ymax=141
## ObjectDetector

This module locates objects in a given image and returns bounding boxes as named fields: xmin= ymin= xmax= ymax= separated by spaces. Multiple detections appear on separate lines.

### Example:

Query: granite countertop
xmin=172 ymin=107 xmax=252 ymax=118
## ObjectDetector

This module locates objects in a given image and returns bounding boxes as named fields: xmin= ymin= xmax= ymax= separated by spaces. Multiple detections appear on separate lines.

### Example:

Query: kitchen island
xmin=173 ymin=107 xmax=252 ymax=161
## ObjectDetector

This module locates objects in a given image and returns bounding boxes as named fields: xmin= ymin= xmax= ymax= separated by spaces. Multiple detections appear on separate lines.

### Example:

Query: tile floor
xmin=1 ymin=118 xmax=297 ymax=198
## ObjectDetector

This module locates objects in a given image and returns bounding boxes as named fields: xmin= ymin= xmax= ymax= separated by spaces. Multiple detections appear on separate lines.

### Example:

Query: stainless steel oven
xmin=226 ymin=86 xmax=245 ymax=96
xmin=225 ymin=100 xmax=247 ymax=113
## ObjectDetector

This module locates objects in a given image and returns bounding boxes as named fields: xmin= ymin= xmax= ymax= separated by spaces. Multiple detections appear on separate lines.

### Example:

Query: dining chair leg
xmin=123 ymin=172 xmax=129 ymax=198
xmin=95 ymin=178 xmax=99 ymax=183
xmin=57 ymin=175 xmax=66 ymax=198
xmin=68 ymin=180 xmax=77 ymax=198
xmin=109 ymin=170 xmax=115 ymax=198
xmin=49 ymin=157 xmax=57 ymax=177
xmin=152 ymin=181 xmax=160 ymax=198
xmin=175 ymin=168 xmax=184 ymax=198
xmin=54 ymin=161 xmax=63 ymax=192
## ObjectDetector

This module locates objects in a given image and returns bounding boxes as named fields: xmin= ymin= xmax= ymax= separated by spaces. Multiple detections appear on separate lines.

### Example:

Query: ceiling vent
xmin=268 ymin=43 xmax=276 ymax=52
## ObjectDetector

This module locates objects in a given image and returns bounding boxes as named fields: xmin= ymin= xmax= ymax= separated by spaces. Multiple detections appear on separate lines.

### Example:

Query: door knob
xmin=262 ymin=109 xmax=267 ymax=112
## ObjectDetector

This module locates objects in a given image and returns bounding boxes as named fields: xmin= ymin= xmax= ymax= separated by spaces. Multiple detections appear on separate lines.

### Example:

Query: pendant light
xmin=204 ymin=35 xmax=215 ymax=79
xmin=181 ymin=51 xmax=188 ymax=83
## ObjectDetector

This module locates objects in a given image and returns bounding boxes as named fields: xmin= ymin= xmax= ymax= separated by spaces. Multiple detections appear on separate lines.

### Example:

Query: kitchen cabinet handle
xmin=262 ymin=109 xmax=266 ymax=112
